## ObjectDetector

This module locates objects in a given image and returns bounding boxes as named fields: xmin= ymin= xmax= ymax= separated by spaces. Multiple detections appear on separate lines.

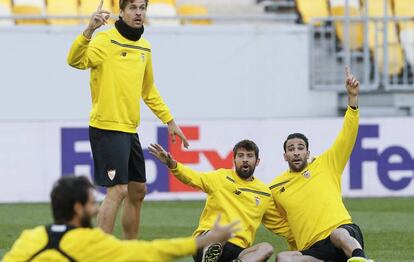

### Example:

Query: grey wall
xmin=0 ymin=25 xmax=337 ymax=121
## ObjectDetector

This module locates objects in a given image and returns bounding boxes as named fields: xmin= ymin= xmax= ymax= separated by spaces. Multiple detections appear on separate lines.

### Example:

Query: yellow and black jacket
xmin=67 ymin=28 xmax=173 ymax=133
xmin=170 ymin=164 xmax=292 ymax=249
xmin=3 ymin=224 xmax=196 ymax=261
xmin=268 ymin=106 xmax=359 ymax=250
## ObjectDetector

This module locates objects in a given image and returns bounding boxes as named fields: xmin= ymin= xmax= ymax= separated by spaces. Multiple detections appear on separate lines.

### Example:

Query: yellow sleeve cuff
xmin=78 ymin=33 xmax=91 ymax=44
xmin=161 ymin=114 xmax=174 ymax=125
xmin=169 ymin=162 xmax=182 ymax=173
xmin=347 ymin=105 xmax=359 ymax=112
xmin=188 ymin=237 xmax=198 ymax=254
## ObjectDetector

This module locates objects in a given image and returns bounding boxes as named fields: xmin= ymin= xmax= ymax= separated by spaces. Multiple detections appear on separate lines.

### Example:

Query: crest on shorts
xmin=107 ymin=169 xmax=116 ymax=180
xmin=302 ymin=170 xmax=311 ymax=179
xmin=255 ymin=196 xmax=260 ymax=206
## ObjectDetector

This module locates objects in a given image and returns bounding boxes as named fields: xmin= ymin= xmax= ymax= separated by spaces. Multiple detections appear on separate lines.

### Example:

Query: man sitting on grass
xmin=149 ymin=140 xmax=292 ymax=262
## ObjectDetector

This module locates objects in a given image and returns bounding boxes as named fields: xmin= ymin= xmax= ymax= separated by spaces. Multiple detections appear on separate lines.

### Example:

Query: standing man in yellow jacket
xmin=67 ymin=0 xmax=189 ymax=240
xmin=3 ymin=176 xmax=239 ymax=262
xmin=267 ymin=67 xmax=373 ymax=262
xmin=149 ymin=140 xmax=290 ymax=262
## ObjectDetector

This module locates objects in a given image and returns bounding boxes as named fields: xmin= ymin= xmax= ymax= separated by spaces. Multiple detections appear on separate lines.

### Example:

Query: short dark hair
xmin=51 ymin=176 xmax=94 ymax=224
xmin=233 ymin=140 xmax=259 ymax=159
xmin=283 ymin=133 xmax=309 ymax=152
xmin=120 ymin=0 xmax=149 ymax=10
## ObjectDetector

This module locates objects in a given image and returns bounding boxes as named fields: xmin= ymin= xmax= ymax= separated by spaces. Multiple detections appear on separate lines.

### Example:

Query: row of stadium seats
xmin=0 ymin=0 xmax=211 ymax=25
xmin=296 ymin=0 xmax=414 ymax=75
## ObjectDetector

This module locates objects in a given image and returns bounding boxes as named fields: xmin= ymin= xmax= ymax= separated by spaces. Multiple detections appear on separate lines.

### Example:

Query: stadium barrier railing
xmin=308 ymin=7 xmax=414 ymax=91
xmin=0 ymin=13 xmax=297 ymax=25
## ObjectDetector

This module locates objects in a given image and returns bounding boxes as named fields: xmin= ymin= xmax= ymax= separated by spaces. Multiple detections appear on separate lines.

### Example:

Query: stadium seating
xmin=0 ymin=0 xmax=12 ymax=25
xmin=364 ymin=0 xmax=404 ymax=75
xmin=46 ymin=0 xmax=79 ymax=25
xmin=146 ymin=0 xmax=179 ymax=26
xmin=13 ymin=0 xmax=46 ymax=25
xmin=393 ymin=0 xmax=414 ymax=67
xmin=393 ymin=0 xmax=414 ymax=30
xmin=112 ymin=0 xmax=120 ymax=15
xmin=330 ymin=0 xmax=364 ymax=50
xmin=295 ymin=0 xmax=329 ymax=26
xmin=178 ymin=4 xmax=211 ymax=25
xmin=150 ymin=0 xmax=176 ymax=5
xmin=79 ymin=0 xmax=113 ymax=24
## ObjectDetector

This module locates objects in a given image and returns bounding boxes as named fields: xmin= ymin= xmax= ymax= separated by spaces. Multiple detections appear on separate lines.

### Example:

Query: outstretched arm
xmin=148 ymin=143 xmax=178 ymax=169
xmin=81 ymin=216 xmax=239 ymax=262
xmin=325 ymin=66 xmax=360 ymax=174
xmin=148 ymin=143 xmax=216 ymax=192
xmin=67 ymin=0 xmax=110 ymax=69
xmin=196 ymin=215 xmax=240 ymax=248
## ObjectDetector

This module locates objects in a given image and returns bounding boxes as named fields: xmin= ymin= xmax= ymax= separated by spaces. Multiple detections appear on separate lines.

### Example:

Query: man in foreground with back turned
xmin=3 ymin=176 xmax=239 ymax=262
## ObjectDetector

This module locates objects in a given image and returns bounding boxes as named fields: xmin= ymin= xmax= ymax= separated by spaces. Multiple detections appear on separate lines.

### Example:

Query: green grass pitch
xmin=1 ymin=198 xmax=413 ymax=261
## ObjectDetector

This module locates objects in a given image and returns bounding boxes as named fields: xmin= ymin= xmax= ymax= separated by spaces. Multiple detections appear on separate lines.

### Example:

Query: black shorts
xmin=301 ymin=224 xmax=364 ymax=262
xmin=193 ymin=242 xmax=244 ymax=262
xmin=89 ymin=126 xmax=146 ymax=187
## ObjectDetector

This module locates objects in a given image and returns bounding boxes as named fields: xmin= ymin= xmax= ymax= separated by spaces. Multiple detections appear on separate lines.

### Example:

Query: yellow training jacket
xmin=67 ymin=28 xmax=173 ymax=133
xmin=3 ymin=226 xmax=196 ymax=262
xmin=170 ymin=163 xmax=290 ymax=248
xmin=268 ymin=106 xmax=359 ymax=250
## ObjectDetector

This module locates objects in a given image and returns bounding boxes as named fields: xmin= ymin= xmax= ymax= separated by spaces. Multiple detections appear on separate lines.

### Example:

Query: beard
xmin=236 ymin=165 xmax=256 ymax=179
xmin=288 ymin=159 xmax=308 ymax=172
xmin=80 ymin=213 xmax=93 ymax=228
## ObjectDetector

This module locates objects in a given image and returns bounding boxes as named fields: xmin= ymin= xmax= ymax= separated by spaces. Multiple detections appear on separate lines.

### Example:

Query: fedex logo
xmin=61 ymin=126 xmax=233 ymax=194
xmin=350 ymin=124 xmax=414 ymax=191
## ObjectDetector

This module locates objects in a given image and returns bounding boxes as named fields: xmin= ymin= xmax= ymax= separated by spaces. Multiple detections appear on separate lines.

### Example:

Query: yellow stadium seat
xmin=13 ymin=5 xmax=47 ymax=25
xmin=295 ymin=0 xmax=329 ymax=26
xmin=150 ymin=0 xmax=176 ymax=6
xmin=13 ymin=0 xmax=44 ymax=6
xmin=46 ymin=0 xmax=79 ymax=25
xmin=364 ymin=0 xmax=404 ymax=75
xmin=0 ymin=0 xmax=13 ymax=25
xmin=79 ymin=0 xmax=112 ymax=24
xmin=330 ymin=0 xmax=364 ymax=50
xmin=393 ymin=0 xmax=414 ymax=67
xmin=13 ymin=0 xmax=46 ymax=25
xmin=393 ymin=0 xmax=414 ymax=16
xmin=112 ymin=0 xmax=119 ymax=14
xmin=393 ymin=0 xmax=414 ymax=30
xmin=0 ymin=0 xmax=11 ymax=7
xmin=178 ymin=5 xmax=211 ymax=25
xmin=112 ymin=0 xmax=176 ymax=15
xmin=146 ymin=2 xmax=179 ymax=26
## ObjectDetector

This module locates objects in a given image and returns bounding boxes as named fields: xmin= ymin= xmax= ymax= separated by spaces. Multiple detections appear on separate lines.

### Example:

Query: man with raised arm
xmin=149 ymin=140 xmax=284 ymax=262
xmin=67 ymin=0 xmax=188 ymax=240
xmin=267 ymin=67 xmax=373 ymax=262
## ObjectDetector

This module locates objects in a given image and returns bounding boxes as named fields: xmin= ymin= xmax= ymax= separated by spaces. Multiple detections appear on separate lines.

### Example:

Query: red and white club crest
xmin=107 ymin=169 xmax=116 ymax=181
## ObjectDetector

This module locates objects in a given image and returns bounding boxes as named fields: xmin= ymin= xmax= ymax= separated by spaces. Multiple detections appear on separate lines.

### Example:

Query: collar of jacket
xmin=115 ymin=17 xmax=144 ymax=41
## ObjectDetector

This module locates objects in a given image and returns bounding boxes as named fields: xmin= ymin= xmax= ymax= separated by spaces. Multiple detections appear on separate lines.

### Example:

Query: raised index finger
xmin=345 ymin=65 xmax=351 ymax=78
xmin=97 ymin=0 xmax=104 ymax=11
